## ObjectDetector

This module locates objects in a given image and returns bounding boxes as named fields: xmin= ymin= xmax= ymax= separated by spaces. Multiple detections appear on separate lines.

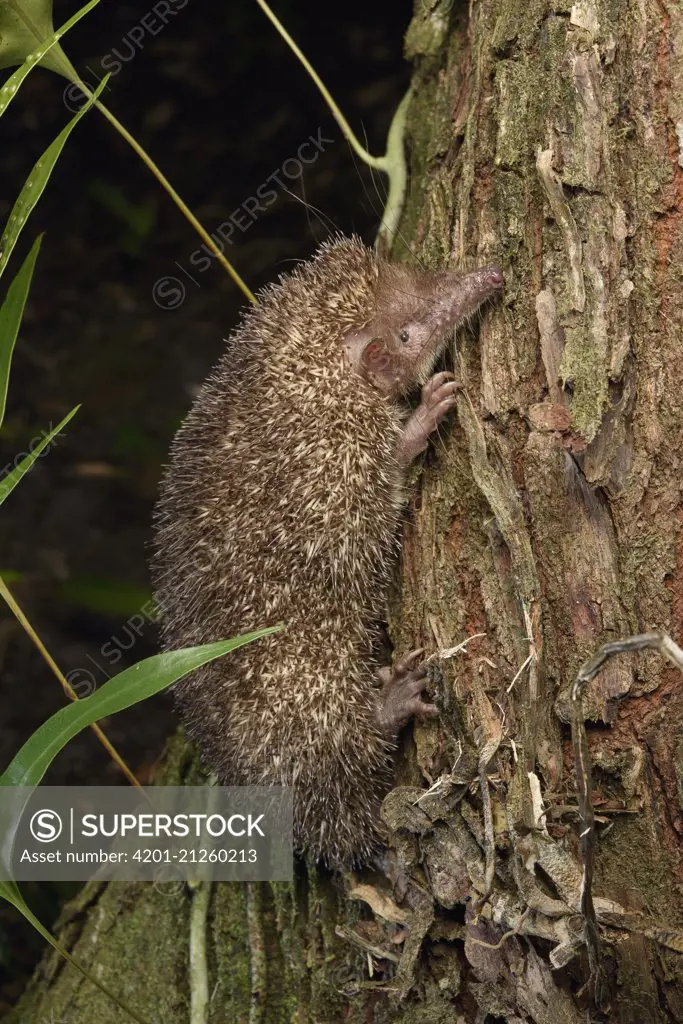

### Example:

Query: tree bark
xmin=10 ymin=0 xmax=683 ymax=1019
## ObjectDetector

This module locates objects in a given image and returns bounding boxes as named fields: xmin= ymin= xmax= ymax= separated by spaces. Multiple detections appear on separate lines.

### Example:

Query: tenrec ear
xmin=362 ymin=337 xmax=391 ymax=375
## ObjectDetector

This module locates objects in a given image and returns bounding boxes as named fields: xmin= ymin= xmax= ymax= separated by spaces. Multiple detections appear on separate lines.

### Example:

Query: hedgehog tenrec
xmin=152 ymin=237 xmax=503 ymax=867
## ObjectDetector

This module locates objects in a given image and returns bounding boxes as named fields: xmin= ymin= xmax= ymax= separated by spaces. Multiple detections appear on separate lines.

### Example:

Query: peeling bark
xmin=10 ymin=0 xmax=683 ymax=1019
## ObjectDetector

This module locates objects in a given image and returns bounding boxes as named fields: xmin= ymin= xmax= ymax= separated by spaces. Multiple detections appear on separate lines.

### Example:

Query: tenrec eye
xmin=399 ymin=330 xmax=409 ymax=344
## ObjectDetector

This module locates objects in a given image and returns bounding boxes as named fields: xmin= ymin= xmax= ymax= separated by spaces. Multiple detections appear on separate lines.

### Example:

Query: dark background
xmin=0 ymin=0 xmax=412 ymax=1007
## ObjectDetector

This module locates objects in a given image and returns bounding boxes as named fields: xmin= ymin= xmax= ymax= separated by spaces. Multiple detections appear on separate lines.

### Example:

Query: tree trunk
xmin=10 ymin=0 xmax=683 ymax=1020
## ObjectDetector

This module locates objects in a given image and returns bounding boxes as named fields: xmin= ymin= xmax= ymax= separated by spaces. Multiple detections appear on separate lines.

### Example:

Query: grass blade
xmin=0 ymin=626 xmax=280 ymax=787
xmin=0 ymin=0 xmax=103 ymax=116
xmin=0 ymin=404 xmax=79 ymax=507
xmin=0 ymin=74 xmax=108 ymax=282
xmin=0 ymin=235 xmax=41 ymax=428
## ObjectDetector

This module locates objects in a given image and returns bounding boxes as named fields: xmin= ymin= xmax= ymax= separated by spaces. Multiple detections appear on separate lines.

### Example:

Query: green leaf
xmin=0 ymin=0 xmax=102 ymax=114
xmin=0 ymin=235 xmax=41 ymax=429
xmin=0 ymin=404 xmax=79 ymax=506
xmin=0 ymin=0 xmax=56 ymax=71
xmin=0 ymin=878 xmax=152 ymax=1024
xmin=0 ymin=74 xmax=108 ymax=282
xmin=0 ymin=627 xmax=280 ymax=787
xmin=0 ymin=878 xmax=24 ymax=910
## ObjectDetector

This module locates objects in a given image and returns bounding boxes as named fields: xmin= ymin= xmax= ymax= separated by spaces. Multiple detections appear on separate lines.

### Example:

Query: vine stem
xmin=246 ymin=882 xmax=266 ymax=1024
xmin=255 ymin=0 xmax=412 ymax=253
xmin=255 ymin=0 xmax=387 ymax=173
xmin=0 ymin=575 xmax=142 ymax=787
xmin=189 ymin=881 xmax=211 ymax=1024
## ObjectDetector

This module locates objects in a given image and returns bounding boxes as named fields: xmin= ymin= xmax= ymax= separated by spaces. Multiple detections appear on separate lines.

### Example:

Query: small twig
xmin=571 ymin=630 xmax=683 ymax=1006
xmin=479 ymin=762 xmax=496 ymax=900
xmin=415 ymin=742 xmax=464 ymax=802
xmin=520 ymin=602 xmax=540 ymax=703
xmin=572 ymin=632 xmax=683 ymax=700
xmin=468 ymin=907 xmax=531 ymax=950
xmin=428 ymin=632 xmax=486 ymax=662
xmin=335 ymin=924 xmax=401 ymax=964
xmin=506 ymin=652 xmax=533 ymax=693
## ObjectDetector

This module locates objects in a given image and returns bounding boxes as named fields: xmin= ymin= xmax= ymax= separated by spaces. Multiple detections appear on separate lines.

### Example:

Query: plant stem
xmin=0 ymin=575 xmax=142 ymax=787
xmin=92 ymin=99 xmax=256 ymax=304
xmin=246 ymin=882 xmax=266 ymax=1024
xmin=5 ymin=0 xmax=256 ymax=304
xmin=375 ymin=87 xmax=412 ymax=254
xmin=255 ymin=0 xmax=387 ymax=172
xmin=189 ymin=880 xmax=211 ymax=1024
